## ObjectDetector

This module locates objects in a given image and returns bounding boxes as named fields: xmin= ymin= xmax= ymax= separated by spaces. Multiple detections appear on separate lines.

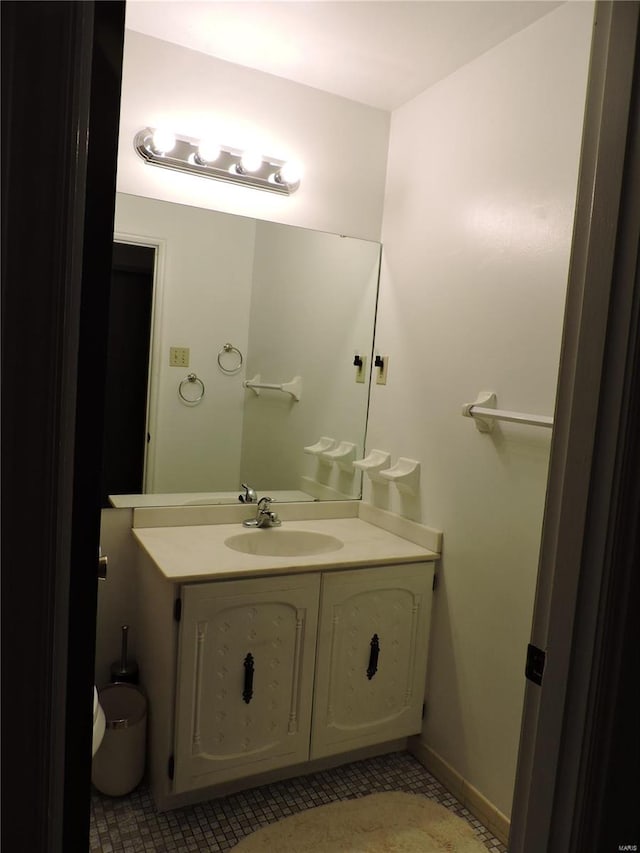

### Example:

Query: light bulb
xmin=196 ymin=140 xmax=221 ymax=164
xmin=151 ymin=128 xmax=176 ymax=155
xmin=239 ymin=150 xmax=263 ymax=173
xmin=277 ymin=160 xmax=303 ymax=185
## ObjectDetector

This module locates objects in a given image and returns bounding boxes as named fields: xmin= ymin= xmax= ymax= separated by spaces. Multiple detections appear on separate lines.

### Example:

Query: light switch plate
xmin=355 ymin=355 xmax=367 ymax=383
xmin=376 ymin=355 xmax=388 ymax=385
xmin=170 ymin=346 xmax=190 ymax=367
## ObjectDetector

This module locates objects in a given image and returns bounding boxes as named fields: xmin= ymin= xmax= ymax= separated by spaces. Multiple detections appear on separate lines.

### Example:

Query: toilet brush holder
xmin=110 ymin=625 xmax=139 ymax=684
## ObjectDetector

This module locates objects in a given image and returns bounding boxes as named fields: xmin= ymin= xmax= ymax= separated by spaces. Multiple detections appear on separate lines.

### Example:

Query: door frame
xmin=113 ymin=230 xmax=167 ymax=491
xmin=509 ymin=2 xmax=640 ymax=849
xmin=1 ymin=3 xmax=126 ymax=851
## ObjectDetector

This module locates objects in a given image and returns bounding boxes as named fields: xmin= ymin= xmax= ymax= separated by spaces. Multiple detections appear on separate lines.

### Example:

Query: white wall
xmin=241 ymin=223 xmax=380 ymax=496
xmin=117 ymin=31 xmax=389 ymax=241
xmin=115 ymin=193 xmax=255 ymax=493
xmin=366 ymin=2 xmax=593 ymax=816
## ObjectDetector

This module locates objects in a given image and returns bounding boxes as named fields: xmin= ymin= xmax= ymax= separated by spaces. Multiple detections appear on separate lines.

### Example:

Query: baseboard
xmin=408 ymin=739 xmax=510 ymax=845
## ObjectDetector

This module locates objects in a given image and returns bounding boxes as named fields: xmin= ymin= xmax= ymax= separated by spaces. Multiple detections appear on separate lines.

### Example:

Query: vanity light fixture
xmin=134 ymin=127 xmax=301 ymax=195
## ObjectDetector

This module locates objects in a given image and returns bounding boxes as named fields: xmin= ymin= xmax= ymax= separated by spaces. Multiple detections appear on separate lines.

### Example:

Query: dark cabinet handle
xmin=243 ymin=653 xmax=254 ymax=703
xmin=367 ymin=634 xmax=380 ymax=680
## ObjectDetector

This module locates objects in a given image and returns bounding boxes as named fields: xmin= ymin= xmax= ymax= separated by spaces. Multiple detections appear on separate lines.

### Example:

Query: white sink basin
xmin=225 ymin=529 xmax=344 ymax=557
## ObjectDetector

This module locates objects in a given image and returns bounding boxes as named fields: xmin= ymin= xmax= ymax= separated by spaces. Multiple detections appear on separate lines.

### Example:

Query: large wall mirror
xmin=103 ymin=193 xmax=381 ymax=508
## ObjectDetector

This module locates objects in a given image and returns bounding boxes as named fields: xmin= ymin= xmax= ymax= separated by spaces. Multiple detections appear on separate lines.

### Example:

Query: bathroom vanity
xmin=131 ymin=505 xmax=440 ymax=810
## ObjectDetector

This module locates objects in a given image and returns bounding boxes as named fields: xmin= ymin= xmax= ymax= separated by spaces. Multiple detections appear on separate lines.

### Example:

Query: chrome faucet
xmin=242 ymin=496 xmax=281 ymax=528
xmin=239 ymin=483 xmax=258 ymax=503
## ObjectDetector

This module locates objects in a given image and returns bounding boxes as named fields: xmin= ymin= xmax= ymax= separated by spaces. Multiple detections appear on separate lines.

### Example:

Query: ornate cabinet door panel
xmin=174 ymin=573 xmax=320 ymax=793
xmin=311 ymin=563 xmax=433 ymax=759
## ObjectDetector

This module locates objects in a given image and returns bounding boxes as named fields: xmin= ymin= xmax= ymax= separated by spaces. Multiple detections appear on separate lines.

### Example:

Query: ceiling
xmin=125 ymin=1 xmax=563 ymax=111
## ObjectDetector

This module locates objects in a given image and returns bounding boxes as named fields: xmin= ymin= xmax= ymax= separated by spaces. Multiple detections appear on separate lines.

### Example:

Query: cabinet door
xmin=311 ymin=562 xmax=433 ymax=759
xmin=173 ymin=573 xmax=320 ymax=793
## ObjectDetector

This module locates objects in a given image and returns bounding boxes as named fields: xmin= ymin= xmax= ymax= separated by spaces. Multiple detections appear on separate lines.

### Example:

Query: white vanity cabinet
xmin=173 ymin=573 xmax=320 ymax=794
xmin=171 ymin=562 xmax=433 ymax=794
xmin=132 ymin=516 xmax=439 ymax=810
xmin=311 ymin=563 xmax=433 ymax=759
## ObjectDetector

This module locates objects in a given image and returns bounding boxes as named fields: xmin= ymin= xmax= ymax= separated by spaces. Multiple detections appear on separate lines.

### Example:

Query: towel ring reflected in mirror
xmin=217 ymin=342 xmax=243 ymax=374
xmin=178 ymin=373 xmax=205 ymax=404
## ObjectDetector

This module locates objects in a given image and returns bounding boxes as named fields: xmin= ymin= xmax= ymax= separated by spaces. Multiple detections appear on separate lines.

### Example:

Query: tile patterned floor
xmin=90 ymin=751 xmax=508 ymax=852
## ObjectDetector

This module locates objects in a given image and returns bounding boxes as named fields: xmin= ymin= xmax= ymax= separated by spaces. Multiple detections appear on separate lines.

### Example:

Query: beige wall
xmin=366 ymin=2 xmax=594 ymax=816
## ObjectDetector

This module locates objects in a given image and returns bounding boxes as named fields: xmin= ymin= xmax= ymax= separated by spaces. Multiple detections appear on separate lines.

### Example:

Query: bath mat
xmin=230 ymin=790 xmax=489 ymax=852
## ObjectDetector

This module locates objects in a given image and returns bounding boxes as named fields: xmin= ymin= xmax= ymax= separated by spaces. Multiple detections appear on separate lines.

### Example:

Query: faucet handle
xmin=239 ymin=483 xmax=258 ymax=503
xmin=242 ymin=495 xmax=280 ymax=528
xmin=259 ymin=496 xmax=281 ymax=527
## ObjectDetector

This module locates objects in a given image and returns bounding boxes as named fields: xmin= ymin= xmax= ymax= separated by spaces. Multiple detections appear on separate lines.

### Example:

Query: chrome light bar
xmin=133 ymin=127 xmax=301 ymax=195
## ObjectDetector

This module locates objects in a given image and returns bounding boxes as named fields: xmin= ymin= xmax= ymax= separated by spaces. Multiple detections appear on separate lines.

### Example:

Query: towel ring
xmin=178 ymin=373 xmax=205 ymax=404
xmin=217 ymin=342 xmax=243 ymax=374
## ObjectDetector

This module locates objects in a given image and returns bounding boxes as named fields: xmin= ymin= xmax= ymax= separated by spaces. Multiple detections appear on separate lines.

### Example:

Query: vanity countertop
xmin=133 ymin=516 xmax=438 ymax=583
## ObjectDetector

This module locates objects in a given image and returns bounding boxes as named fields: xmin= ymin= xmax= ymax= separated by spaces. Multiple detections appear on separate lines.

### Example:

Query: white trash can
xmin=91 ymin=683 xmax=147 ymax=796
